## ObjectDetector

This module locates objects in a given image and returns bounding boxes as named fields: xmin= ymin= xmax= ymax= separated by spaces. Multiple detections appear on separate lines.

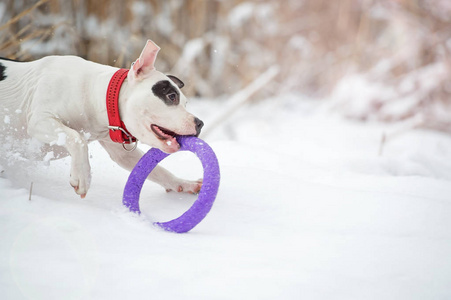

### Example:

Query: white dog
xmin=0 ymin=40 xmax=203 ymax=198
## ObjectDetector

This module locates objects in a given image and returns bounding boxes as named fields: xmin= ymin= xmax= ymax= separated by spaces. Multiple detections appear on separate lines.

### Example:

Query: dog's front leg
xmin=100 ymin=140 xmax=202 ymax=194
xmin=28 ymin=116 xmax=91 ymax=197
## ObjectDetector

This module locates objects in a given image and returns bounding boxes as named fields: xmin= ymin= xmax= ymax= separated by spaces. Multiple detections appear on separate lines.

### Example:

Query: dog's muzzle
xmin=194 ymin=117 xmax=204 ymax=137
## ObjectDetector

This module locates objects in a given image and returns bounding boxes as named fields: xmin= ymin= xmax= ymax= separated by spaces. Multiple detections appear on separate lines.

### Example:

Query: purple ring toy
xmin=123 ymin=136 xmax=220 ymax=233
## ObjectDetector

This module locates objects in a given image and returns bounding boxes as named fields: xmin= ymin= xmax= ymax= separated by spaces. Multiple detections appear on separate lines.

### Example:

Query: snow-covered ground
xmin=2 ymin=96 xmax=451 ymax=299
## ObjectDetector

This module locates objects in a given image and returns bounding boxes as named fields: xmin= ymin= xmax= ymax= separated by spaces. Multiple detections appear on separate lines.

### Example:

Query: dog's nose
xmin=194 ymin=117 xmax=204 ymax=137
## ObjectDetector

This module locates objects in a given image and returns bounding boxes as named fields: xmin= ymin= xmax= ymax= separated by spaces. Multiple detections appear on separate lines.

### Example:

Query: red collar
xmin=106 ymin=69 xmax=137 ymax=147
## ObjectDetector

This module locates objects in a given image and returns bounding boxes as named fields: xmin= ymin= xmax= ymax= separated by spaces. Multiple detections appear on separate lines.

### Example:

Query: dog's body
xmin=0 ymin=40 xmax=203 ymax=197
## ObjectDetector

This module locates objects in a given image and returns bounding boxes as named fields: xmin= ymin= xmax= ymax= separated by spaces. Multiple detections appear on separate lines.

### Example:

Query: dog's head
xmin=121 ymin=40 xmax=203 ymax=153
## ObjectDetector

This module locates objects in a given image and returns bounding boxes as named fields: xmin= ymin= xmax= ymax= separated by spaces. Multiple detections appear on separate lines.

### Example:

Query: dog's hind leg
xmin=27 ymin=115 xmax=91 ymax=197
xmin=99 ymin=140 xmax=202 ymax=194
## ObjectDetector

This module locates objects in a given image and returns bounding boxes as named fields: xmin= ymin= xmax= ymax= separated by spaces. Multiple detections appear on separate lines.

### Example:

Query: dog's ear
xmin=128 ymin=39 xmax=160 ymax=83
xmin=167 ymin=75 xmax=184 ymax=89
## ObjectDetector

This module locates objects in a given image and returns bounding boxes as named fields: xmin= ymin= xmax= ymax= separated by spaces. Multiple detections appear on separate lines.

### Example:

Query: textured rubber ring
xmin=123 ymin=136 xmax=220 ymax=233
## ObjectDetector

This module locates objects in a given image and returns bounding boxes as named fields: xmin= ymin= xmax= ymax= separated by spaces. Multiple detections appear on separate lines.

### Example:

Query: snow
xmin=2 ymin=97 xmax=451 ymax=299
xmin=228 ymin=2 xmax=255 ymax=29
xmin=180 ymin=38 xmax=205 ymax=64
xmin=49 ymin=132 xmax=67 ymax=147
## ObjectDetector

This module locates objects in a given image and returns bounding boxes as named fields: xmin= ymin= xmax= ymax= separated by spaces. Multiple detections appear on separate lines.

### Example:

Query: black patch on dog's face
xmin=152 ymin=80 xmax=180 ymax=106
xmin=0 ymin=63 xmax=6 ymax=81
xmin=167 ymin=75 xmax=184 ymax=89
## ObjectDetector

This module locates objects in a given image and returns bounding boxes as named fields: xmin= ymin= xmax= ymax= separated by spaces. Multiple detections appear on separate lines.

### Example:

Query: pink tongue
xmin=164 ymin=135 xmax=180 ymax=152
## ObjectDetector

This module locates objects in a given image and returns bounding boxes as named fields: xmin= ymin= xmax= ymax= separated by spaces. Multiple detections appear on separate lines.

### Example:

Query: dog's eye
xmin=167 ymin=93 xmax=177 ymax=102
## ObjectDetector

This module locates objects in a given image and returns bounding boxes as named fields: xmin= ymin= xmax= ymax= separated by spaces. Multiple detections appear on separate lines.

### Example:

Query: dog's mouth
xmin=150 ymin=124 xmax=180 ymax=151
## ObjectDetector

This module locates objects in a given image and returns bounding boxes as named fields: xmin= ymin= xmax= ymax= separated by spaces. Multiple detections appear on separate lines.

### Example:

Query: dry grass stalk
xmin=0 ymin=0 xmax=49 ymax=32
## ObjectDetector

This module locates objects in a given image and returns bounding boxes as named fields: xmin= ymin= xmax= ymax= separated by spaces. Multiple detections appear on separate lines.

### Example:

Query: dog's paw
xmin=69 ymin=166 xmax=91 ymax=198
xmin=165 ymin=179 xmax=203 ymax=194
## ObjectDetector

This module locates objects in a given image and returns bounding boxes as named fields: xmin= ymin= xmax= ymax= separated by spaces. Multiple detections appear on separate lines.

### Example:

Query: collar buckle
xmin=107 ymin=126 xmax=138 ymax=152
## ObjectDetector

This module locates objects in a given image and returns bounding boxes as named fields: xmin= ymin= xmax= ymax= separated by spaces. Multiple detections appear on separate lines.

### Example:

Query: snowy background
xmin=2 ymin=98 xmax=451 ymax=299
xmin=2 ymin=1 xmax=451 ymax=299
